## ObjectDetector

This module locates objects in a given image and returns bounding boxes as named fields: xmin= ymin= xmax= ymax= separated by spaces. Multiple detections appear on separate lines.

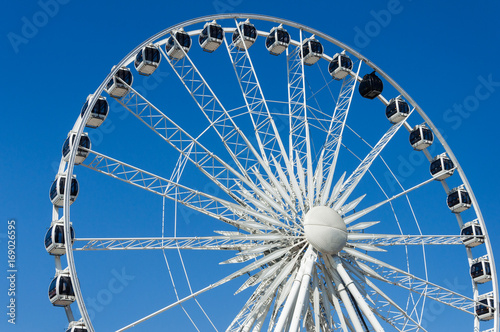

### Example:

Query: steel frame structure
xmin=50 ymin=14 xmax=498 ymax=332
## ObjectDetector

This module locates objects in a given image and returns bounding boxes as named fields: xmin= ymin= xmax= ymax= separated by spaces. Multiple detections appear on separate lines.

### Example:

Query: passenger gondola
xmin=45 ymin=220 xmax=75 ymax=256
xmin=80 ymin=94 xmax=109 ymax=129
xmin=476 ymin=293 xmax=495 ymax=321
xmin=301 ymin=36 xmax=323 ymax=66
xmin=386 ymin=96 xmax=410 ymax=123
xmin=265 ymin=24 xmax=290 ymax=55
xmin=409 ymin=125 xmax=433 ymax=150
xmin=166 ymin=28 xmax=192 ymax=60
xmin=232 ymin=19 xmax=257 ymax=50
xmin=430 ymin=153 xmax=455 ymax=180
xmin=66 ymin=321 xmax=87 ymax=332
xmin=470 ymin=257 xmax=492 ymax=284
xmin=48 ymin=270 xmax=75 ymax=306
xmin=199 ymin=21 xmax=224 ymax=53
xmin=105 ymin=66 xmax=133 ymax=98
xmin=134 ymin=44 xmax=161 ymax=76
xmin=447 ymin=186 xmax=471 ymax=213
xmin=62 ymin=132 xmax=91 ymax=165
xmin=50 ymin=174 xmax=79 ymax=207
xmin=359 ymin=72 xmax=383 ymax=99
xmin=328 ymin=52 xmax=353 ymax=80
xmin=461 ymin=220 xmax=484 ymax=247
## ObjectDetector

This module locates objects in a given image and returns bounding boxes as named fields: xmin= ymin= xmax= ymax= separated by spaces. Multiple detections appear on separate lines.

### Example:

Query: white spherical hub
xmin=303 ymin=206 xmax=347 ymax=255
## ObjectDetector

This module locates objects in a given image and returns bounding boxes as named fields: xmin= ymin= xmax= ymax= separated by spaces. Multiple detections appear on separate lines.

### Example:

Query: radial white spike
xmin=220 ymin=254 xmax=260 ymax=265
xmin=326 ymin=172 xmax=346 ymax=206
xmin=339 ymin=194 xmax=366 ymax=215
xmin=347 ymin=221 xmax=380 ymax=231
xmin=295 ymin=150 xmax=307 ymax=198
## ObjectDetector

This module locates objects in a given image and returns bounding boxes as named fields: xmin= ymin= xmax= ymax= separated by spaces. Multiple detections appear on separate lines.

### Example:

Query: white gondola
xmin=105 ymin=66 xmax=133 ymax=98
xmin=301 ymin=36 xmax=323 ymax=66
xmin=430 ymin=153 xmax=455 ymax=180
xmin=461 ymin=220 xmax=484 ymax=247
xmin=232 ymin=19 xmax=257 ymax=50
xmin=80 ymin=94 xmax=109 ymax=129
xmin=48 ymin=269 xmax=75 ymax=307
xmin=66 ymin=321 xmax=87 ymax=332
xmin=328 ymin=51 xmax=353 ymax=80
xmin=45 ymin=219 xmax=75 ymax=256
xmin=166 ymin=28 xmax=191 ymax=60
xmin=199 ymin=21 xmax=224 ymax=53
xmin=265 ymin=24 xmax=290 ymax=55
xmin=470 ymin=256 xmax=492 ymax=284
xmin=409 ymin=124 xmax=433 ymax=150
xmin=359 ymin=71 xmax=383 ymax=99
xmin=386 ymin=96 xmax=410 ymax=123
xmin=476 ymin=293 xmax=495 ymax=321
xmin=62 ymin=132 xmax=91 ymax=165
xmin=50 ymin=174 xmax=79 ymax=207
xmin=447 ymin=185 xmax=471 ymax=213
xmin=134 ymin=44 xmax=161 ymax=76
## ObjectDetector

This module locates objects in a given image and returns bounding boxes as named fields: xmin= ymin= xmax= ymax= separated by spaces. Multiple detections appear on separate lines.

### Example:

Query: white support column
xmin=275 ymin=246 xmax=316 ymax=332
xmin=288 ymin=247 xmax=318 ymax=332
xmin=324 ymin=257 xmax=365 ymax=332
xmin=332 ymin=256 xmax=385 ymax=332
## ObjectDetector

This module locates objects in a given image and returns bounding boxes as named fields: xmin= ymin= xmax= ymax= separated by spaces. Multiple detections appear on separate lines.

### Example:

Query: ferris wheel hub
xmin=303 ymin=206 xmax=347 ymax=255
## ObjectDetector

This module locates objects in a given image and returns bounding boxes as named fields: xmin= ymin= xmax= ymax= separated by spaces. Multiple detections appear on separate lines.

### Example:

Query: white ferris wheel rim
xmin=55 ymin=13 xmax=498 ymax=332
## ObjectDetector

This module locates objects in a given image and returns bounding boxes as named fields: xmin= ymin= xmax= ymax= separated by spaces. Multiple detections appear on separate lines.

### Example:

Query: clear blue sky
xmin=1 ymin=0 xmax=500 ymax=331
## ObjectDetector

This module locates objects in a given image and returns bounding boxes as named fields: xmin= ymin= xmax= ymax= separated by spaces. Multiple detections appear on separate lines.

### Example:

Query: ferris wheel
xmin=46 ymin=14 xmax=498 ymax=332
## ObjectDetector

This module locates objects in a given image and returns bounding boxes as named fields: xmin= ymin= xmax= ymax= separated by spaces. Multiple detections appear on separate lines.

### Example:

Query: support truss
xmin=342 ymin=248 xmax=488 ymax=314
xmin=331 ymin=110 xmax=414 ymax=209
xmin=73 ymin=235 xmax=294 ymax=251
xmin=82 ymin=149 xmax=286 ymax=233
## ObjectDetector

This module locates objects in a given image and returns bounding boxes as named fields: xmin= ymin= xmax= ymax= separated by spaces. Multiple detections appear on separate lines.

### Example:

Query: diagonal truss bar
xmin=285 ymin=31 xmax=314 ymax=209
xmin=348 ymin=234 xmax=467 ymax=246
xmin=158 ymin=37 xmax=268 ymax=189
xmin=319 ymin=62 xmax=362 ymax=206
xmin=81 ymin=149 xmax=289 ymax=233
xmin=114 ymin=81 xmax=266 ymax=209
xmin=159 ymin=36 xmax=297 ymax=221
xmin=73 ymin=235 xmax=295 ymax=251
xmin=342 ymin=247 xmax=489 ymax=314
xmin=344 ymin=176 xmax=435 ymax=224
xmin=331 ymin=110 xmax=414 ymax=210
xmin=224 ymin=20 xmax=290 ymax=173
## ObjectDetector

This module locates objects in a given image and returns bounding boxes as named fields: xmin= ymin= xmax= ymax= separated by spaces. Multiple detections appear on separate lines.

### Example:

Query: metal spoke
xmin=112 ymin=77 xmax=289 ymax=223
xmin=158 ymin=38 xmax=265 ymax=181
xmin=344 ymin=176 xmax=435 ymax=224
xmin=115 ymin=247 xmax=292 ymax=332
xmin=319 ymin=62 xmax=362 ymax=206
xmin=73 ymin=235 xmax=295 ymax=251
xmin=82 ymin=149 xmax=291 ymax=233
xmin=342 ymin=247 xmax=489 ymax=314
xmin=330 ymin=109 xmax=414 ymax=210
xmin=224 ymin=20 xmax=290 ymax=177
xmin=286 ymin=31 xmax=314 ymax=209
xmin=348 ymin=234 xmax=467 ymax=246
